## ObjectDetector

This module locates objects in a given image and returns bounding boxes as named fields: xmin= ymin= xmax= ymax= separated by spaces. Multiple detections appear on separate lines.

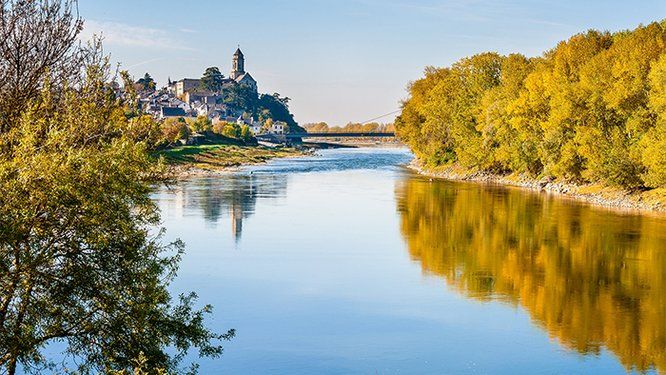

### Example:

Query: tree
xmin=161 ymin=117 xmax=191 ymax=143
xmin=136 ymin=73 xmax=156 ymax=92
xmin=272 ymin=92 xmax=290 ymax=107
xmin=642 ymin=53 xmax=666 ymax=187
xmin=0 ymin=1 xmax=231 ymax=373
xmin=257 ymin=93 xmax=305 ymax=133
xmin=222 ymin=122 xmax=242 ymax=139
xmin=221 ymin=84 xmax=257 ymax=112
xmin=1 ymin=64 xmax=231 ymax=375
xmin=240 ymin=125 xmax=253 ymax=143
xmin=189 ymin=115 xmax=213 ymax=133
xmin=262 ymin=118 xmax=274 ymax=133
xmin=0 ymin=0 xmax=89 ymax=133
xmin=303 ymin=122 xmax=330 ymax=133
xmin=395 ymin=20 xmax=666 ymax=189
xmin=211 ymin=121 xmax=242 ymax=139
xmin=200 ymin=67 xmax=224 ymax=92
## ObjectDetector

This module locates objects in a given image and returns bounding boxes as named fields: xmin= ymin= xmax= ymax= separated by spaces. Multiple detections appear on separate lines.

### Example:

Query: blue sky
xmin=80 ymin=0 xmax=665 ymax=125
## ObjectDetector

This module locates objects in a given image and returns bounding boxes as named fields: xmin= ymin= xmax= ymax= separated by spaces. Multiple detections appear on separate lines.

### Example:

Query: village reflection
xmin=167 ymin=173 xmax=288 ymax=241
xmin=396 ymin=177 xmax=666 ymax=373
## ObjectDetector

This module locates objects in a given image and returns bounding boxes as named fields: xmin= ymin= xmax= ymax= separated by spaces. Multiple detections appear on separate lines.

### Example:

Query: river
xmin=154 ymin=147 xmax=666 ymax=374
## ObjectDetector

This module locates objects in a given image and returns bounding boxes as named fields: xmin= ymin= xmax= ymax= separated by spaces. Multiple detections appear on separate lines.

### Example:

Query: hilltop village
xmin=132 ymin=48 xmax=302 ymax=142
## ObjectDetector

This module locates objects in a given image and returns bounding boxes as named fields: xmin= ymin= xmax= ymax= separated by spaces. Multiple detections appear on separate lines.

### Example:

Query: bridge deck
xmin=283 ymin=132 xmax=395 ymax=138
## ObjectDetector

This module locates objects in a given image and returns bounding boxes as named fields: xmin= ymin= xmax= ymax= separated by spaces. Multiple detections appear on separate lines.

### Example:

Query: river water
xmin=154 ymin=147 xmax=666 ymax=374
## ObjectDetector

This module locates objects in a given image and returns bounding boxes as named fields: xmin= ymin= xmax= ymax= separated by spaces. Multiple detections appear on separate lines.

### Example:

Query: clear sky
xmin=79 ymin=0 xmax=666 ymax=126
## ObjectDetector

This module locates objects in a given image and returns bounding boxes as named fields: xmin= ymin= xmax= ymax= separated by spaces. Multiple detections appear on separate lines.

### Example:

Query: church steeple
xmin=231 ymin=47 xmax=245 ymax=79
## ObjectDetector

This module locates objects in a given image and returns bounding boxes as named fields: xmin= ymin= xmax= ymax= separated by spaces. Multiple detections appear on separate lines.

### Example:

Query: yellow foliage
xmin=396 ymin=21 xmax=666 ymax=189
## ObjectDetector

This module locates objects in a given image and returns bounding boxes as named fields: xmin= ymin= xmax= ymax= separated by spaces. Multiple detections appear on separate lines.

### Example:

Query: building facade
xmin=174 ymin=78 xmax=201 ymax=97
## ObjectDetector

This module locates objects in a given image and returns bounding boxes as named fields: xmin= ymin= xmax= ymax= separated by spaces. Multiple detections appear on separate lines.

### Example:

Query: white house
xmin=250 ymin=122 xmax=262 ymax=135
xmin=270 ymin=121 xmax=286 ymax=135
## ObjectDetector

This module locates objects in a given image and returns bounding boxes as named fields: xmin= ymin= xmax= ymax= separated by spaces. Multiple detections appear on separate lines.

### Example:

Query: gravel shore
xmin=409 ymin=161 xmax=666 ymax=214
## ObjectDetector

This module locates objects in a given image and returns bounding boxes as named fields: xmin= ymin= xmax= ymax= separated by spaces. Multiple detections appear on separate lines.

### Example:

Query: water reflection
xmin=396 ymin=177 xmax=666 ymax=373
xmin=159 ymin=149 xmax=414 ymax=242
xmin=164 ymin=173 xmax=288 ymax=241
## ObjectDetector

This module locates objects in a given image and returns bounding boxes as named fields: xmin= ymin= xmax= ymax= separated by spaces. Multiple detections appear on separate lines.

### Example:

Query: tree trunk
xmin=7 ymin=355 xmax=17 ymax=375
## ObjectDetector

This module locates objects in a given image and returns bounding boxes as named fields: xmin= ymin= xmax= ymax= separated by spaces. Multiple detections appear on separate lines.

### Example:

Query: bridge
xmin=255 ymin=132 xmax=396 ymax=144
xmin=284 ymin=132 xmax=395 ymax=139
xmin=255 ymin=109 xmax=400 ymax=144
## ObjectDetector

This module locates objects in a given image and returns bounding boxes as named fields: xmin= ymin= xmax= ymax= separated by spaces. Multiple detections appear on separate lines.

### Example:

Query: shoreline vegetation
xmin=395 ymin=20 xmax=666 ymax=212
xmin=1 ymin=2 xmax=235 ymax=373
xmin=410 ymin=162 xmax=666 ymax=214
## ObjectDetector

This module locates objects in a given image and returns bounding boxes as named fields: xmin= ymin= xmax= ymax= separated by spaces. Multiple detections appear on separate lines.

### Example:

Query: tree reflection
xmin=396 ymin=177 xmax=666 ymax=373
xmin=169 ymin=173 xmax=288 ymax=241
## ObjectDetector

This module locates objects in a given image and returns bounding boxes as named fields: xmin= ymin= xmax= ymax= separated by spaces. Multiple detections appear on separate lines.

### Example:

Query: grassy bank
xmin=411 ymin=161 xmax=666 ymax=213
xmin=157 ymin=144 xmax=305 ymax=177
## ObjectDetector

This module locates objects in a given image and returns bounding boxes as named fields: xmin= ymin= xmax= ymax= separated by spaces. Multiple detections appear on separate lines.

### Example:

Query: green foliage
xmin=0 ymin=64 xmax=232 ymax=374
xmin=257 ymin=93 xmax=304 ymax=132
xmin=221 ymin=84 xmax=257 ymax=113
xmin=200 ymin=67 xmax=224 ymax=92
xmin=396 ymin=21 xmax=666 ymax=189
xmin=212 ymin=121 xmax=246 ymax=140
xmin=136 ymin=73 xmax=156 ymax=91
xmin=222 ymin=122 xmax=241 ymax=139
xmin=240 ymin=125 xmax=253 ymax=142
xmin=0 ymin=3 xmax=230 ymax=373
xmin=216 ymin=84 xmax=302 ymax=134
xmin=189 ymin=116 xmax=213 ymax=133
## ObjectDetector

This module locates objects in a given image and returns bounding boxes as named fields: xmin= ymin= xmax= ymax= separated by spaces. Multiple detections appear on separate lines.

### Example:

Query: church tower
xmin=231 ymin=48 xmax=245 ymax=79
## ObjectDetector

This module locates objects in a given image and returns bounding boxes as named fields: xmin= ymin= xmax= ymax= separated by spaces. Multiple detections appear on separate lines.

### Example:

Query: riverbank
xmin=409 ymin=161 xmax=666 ymax=214
xmin=158 ymin=144 xmax=308 ymax=179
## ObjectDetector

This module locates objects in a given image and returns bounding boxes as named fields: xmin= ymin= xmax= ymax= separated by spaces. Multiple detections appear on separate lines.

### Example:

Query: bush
xmin=188 ymin=115 xmax=212 ymax=133
xmin=161 ymin=117 xmax=191 ymax=143
xmin=212 ymin=121 xmax=241 ymax=139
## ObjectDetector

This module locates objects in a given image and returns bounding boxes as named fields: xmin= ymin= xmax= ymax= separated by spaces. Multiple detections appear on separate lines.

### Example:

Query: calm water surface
xmin=154 ymin=148 xmax=666 ymax=374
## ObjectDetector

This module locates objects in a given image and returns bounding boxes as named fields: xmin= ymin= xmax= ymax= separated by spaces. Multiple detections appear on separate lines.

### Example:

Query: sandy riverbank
xmin=409 ymin=160 xmax=666 ymax=214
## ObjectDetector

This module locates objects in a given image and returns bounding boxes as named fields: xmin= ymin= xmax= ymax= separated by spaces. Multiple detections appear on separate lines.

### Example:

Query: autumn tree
xmin=161 ymin=117 xmax=191 ymax=143
xmin=189 ymin=115 xmax=213 ymax=133
xmin=396 ymin=20 xmax=666 ymax=189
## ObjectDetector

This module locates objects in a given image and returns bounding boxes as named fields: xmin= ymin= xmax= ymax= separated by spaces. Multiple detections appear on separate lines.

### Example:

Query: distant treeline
xmin=304 ymin=122 xmax=395 ymax=133
xmin=396 ymin=20 xmax=666 ymax=189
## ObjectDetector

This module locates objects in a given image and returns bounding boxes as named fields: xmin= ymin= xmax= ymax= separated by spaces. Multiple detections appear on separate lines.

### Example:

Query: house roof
xmin=161 ymin=107 xmax=187 ymax=117
xmin=234 ymin=72 xmax=256 ymax=84
xmin=234 ymin=48 xmax=244 ymax=57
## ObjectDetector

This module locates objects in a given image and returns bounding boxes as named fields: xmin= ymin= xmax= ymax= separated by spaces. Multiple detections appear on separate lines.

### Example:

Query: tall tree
xmin=136 ymin=72 xmax=156 ymax=91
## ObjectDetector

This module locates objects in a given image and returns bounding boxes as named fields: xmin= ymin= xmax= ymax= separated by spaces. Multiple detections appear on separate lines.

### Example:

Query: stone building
xmin=174 ymin=78 xmax=201 ymax=97
xmin=230 ymin=48 xmax=257 ymax=91
xmin=171 ymin=48 xmax=258 ymax=97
